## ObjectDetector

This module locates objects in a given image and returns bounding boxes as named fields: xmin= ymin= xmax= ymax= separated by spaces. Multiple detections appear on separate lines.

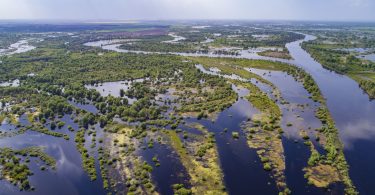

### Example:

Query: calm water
xmin=84 ymin=39 xmax=291 ymax=62
xmin=358 ymin=53 xmax=375 ymax=62
xmin=175 ymin=35 xmax=375 ymax=194
xmin=152 ymin=83 xmax=280 ymax=194
xmin=84 ymin=79 xmax=145 ymax=104
xmin=287 ymin=35 xmax=375 ymax=194
xmin=2 ymin=32 xmax=373 ymax=194
xmin=141 ymin=141 xmax=190 ymax=195
xmin=246 ymin=68 xmax=341 ymax=194
xmin=0 ymin=115 xmax=106 ymax=195
xmin=162 ymin=33 xmax=186 ymax=43
xmin=69 ymin=101 xmax=99 ymax=114
xmin=84 ymin=34 xmax=375 ymax=194
xmin=186 ymin=85 xmax=279 ymax=195
xmin=198 ymin=61 xmax=338 ymax=194
xmin=0 ymin=40 xmax=35 ymax=56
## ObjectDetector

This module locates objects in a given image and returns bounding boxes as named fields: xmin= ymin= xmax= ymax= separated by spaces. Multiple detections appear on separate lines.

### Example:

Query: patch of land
xmin=258 ymin=49 xmax=292 ymax=60
xmin=164 ymin=123 xmax=226 ymax=195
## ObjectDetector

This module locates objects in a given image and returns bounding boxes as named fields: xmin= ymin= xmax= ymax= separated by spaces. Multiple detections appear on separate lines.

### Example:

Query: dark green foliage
xmin=172 ymin=184 xmax=192 ymax=195
xmin=75 ymin=128 xmax=97 ymax=181
xmin=359 ymin=80 xmax=375 ymax=99
xmin=0 ymin=147 xmax=56 ymax=191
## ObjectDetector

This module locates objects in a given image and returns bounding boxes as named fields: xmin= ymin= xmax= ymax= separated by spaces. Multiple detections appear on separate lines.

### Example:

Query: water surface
xmin=287 ymin=35 xmax=375 ymax=194
xmin=0 ymin=115 xmax=106 ymax=195
xmin=83 ymin=32 xmax=375 ymax=194
xmin=0 ymin=40 xmax=35 ymax=56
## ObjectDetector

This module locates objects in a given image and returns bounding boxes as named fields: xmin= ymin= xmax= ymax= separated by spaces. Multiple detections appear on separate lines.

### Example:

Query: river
xmin=287 ymin=35 xmax=375 ymax=194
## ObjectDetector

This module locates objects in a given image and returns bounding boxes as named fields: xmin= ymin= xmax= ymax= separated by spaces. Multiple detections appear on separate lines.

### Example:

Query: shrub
xmin=232 ymin=132 xmax=239 ymax=139
xmin=263 ymin=163 xmax=272 ymax=171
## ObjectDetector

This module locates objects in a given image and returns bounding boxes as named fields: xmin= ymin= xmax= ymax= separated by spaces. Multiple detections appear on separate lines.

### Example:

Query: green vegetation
xmin=188 ymin=56 xmax=279 ymax=87
xmin=189 ymin=56 xmax=324 ymax=102
xmin=0 ymin=148 xmax=32 ymax=191
xmin=0 ymin=23 xmax=360 ymax=195
xmin=173 ymin=184 xmax=192 ymax=195
xmin=231 ymin=132 xmax=239 ymax=139
xmin=119 ymin=40 xmax=196 ymax=53
xmin=239 ymin=81 xmax=287 ymax=193
xmin=357 ymin=78 xmax=375 ymax=98
xmin=191 ymin=56 xmax=302 ymax=193
xmin=258 ymin=49 xmax=292 ymax=59
xmin=211 ymin=31 xmax=303 ymax=48
xmin=191 ymin=55 xmax=356 ymax=194
xmin=158 ymin=64 xmax=238 ymax=118
xmin=75 ymin=128 xmax=97 ymax=181
xmin=313 ymin=106 xmax=357 ymax=194
xmin=0 ymin=33 xmax=21 ymax=49
xmin=98 ymin=146 xmax=110 ymax=189
xmin=16 ymin=147 xmax=56 ymax=168
xmin=165 ymin=128 xmax=226 ymax=195
xmin=105 ymin=124 xmax=158 ymax=194
xmin=29 ymin=124 xmax=69 ymax=140
xmin=285 ymin=67 xmax=324 ymax=103
xmin=0 ymin=147 xmax=56 ymax=191
xmin=302 ymin=32 xmax=375 ymax=99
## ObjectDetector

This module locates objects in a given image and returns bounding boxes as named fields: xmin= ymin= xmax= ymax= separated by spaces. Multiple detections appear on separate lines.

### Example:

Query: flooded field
xmin=162 ymin=33 xmax=186 ymax=43
xmin=185 ymin=87 xmax=279 ymax=194
xmin=0 ymin=79 xmax=20 ymax=87
xmin=82 ymin=32 xmax=375 ymax=194
xmin=0 ymin=115 xmax=106 ymax=195
xmin=358 ymin=53 xmax=375 ymax=62
xmin=84 ymin=79 xmax=145 ymax=104
xmin=0 ymin=40 xmax=35 ymax=56
xmin=1 ymin=22 xmax=375 ymax=195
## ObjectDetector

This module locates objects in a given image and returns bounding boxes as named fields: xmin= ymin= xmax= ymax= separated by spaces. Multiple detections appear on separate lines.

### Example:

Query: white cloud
xmin=340 ymin=119 xmax=375 ymax=149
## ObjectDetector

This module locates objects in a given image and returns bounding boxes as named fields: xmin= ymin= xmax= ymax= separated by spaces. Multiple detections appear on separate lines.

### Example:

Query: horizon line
xmin=0 ymin=18 xmax=375 ymax=24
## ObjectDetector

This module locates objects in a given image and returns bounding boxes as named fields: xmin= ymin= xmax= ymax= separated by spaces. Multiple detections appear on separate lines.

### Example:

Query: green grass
xmin=165 ymin=130 xmax=226 ymax=195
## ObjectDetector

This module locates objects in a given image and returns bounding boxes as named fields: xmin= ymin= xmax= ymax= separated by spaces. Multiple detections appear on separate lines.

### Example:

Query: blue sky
xmin=0 ymin=0 xmax=374 ymax=21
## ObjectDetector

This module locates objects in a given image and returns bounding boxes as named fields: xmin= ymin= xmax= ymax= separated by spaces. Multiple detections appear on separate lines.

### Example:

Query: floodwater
xmin=336 ymin=48 xmax=373 ymax=53
xmin=83 ymin=39 xmax=139 ymax=48
xmin=162 ymin=33 xmax=186 ymax=43
xmin=185 ymin=85 xmax=279 ymax=194
xmin=245 ymin=68 xmax=340 ymax=194
xmin=84 ymin=39 xmax=290 ymax=62
xmin=83 ymin=33 xmax=375 ymax=194
xmin=2 ymin=30 xmax=373 ymax=194
xmin=91 ymin=34 xmax=375 ymax=193
xmin=0 ymin=115 xmax=106 ymax=195
xmin=0 ymin=40 xmax=35 ymax=56
xmin=84 ymin=79 xmax=145 ymax=104
xmin=201 ymin=38 xmax=214 ymax=44
xmin=197 ymin=63 xmax=338 ymax=194
xmin=140 ymin=141 xmax=190 ymax=195
xmin=358 ymin=53 xmax=375 ymax=62
xmin=287 ymin=35 xmax=375 ymax=194
xmin=0 ymin=79 xmax=20 ymax=87
xmin=69 ymin=100 xmax=99 ymax=114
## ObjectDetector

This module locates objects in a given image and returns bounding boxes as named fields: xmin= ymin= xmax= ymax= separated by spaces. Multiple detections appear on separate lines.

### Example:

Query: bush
xmin=232 ymin=132 xmax=239 ymax=139
xmin=263 ymin=163 xmax=272 ymax=171
xmin=57 ymin=121 xmax=65 ymax=128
